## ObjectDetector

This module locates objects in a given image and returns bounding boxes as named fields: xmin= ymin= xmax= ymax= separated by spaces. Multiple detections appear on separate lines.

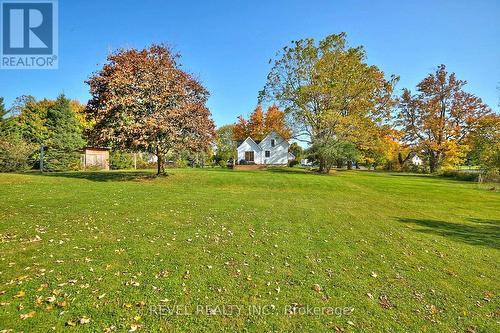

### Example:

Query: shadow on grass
xmin=398 ymin=217 xmax=500 ymax=250
xmin=37 ymin=171 xmax=157 ymax=182
xmin=265 ymin=167 xmax=312 ymax=175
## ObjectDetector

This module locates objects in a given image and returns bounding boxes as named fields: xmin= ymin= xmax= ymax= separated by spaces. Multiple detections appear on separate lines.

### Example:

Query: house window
xmin=265 ymin=151 xmax=271 ymax=158
xmin=245 ymin=151 xmax=254 ymax=162
xmin=271 ymin=139 xmax=275 ymax=147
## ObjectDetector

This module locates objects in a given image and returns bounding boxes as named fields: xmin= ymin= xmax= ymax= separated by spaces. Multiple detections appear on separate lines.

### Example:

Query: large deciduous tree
xmin=86 ymin=45 xmax=215 ymax=175
xmin=10 ymin=95 xmax=49 ymax=144
xmin=259 ymin=33 xmax=397 ymax=173
xmin=215 ymin=124 xmax=237 ymax=162
xmin=398 ymin=65 xmax=492 ymax=173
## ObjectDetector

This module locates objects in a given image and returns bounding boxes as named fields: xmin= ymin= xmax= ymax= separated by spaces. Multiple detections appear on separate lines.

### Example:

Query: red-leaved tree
xmin=85 ymin=45 xmax=215 ymax=174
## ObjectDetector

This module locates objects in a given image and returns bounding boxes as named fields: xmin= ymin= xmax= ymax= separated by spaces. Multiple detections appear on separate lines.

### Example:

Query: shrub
xmin=481 ymin=170 xmax=500 ymax=183
xmin=289 ymin=159 xmax=299 ymax=167
xmin=440 ymin=170 xmax=480 ymax=182
xmin=218 ymin=160 xmax=227 ymax=168
xmin=0 ymin=135 xmax=37 ymax=172
xmin=44 ymin=149 xmax=82 ymax=171
xmin=110 ymin=151 xmax=134 ymax=170
xmin=175 ymin=159 xmax=189 ymax=168
xmin=135 ymin=153 xmax=157 ymax=169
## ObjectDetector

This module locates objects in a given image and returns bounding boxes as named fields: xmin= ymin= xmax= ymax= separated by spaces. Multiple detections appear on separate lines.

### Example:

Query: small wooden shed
xmin=81 ymin=147 xmax=110 ymax=170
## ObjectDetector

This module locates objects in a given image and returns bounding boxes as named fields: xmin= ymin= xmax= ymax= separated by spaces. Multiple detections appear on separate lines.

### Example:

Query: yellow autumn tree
xmin=398 ymin=65 xmax=492 ymax=172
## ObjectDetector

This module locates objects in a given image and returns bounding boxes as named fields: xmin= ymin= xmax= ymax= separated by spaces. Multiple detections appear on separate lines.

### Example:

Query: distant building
xmin=408 ymin=152 xmax=423 ymax=166
xmin=81 ymin=147 xmax=110 ymax=170
xmin=301 ymin=159 xmax=313 ymax=166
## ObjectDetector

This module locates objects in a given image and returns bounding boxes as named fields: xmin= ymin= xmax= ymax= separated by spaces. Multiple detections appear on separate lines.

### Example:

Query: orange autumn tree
xmin=265 ymin=105 xmax=292 ymax=140
xmin=233 ymin=105 xmax=291 ymax=141
xmin=248 ymin=105 xmax=266 ymax=140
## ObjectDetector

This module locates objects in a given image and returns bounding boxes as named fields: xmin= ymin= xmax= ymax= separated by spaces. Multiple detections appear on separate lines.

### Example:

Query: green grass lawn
xmin=0 ymin=168 xmax=498 ymax=332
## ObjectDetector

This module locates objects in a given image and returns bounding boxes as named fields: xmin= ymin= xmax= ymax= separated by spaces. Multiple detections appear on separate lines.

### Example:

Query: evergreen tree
xmin=44 ymin=95 xmax=86 ymax=171
xmin=0 ymin=97 xmax=8 ymax=133
xmin=0 ymin=97 xmax=17 ymax=134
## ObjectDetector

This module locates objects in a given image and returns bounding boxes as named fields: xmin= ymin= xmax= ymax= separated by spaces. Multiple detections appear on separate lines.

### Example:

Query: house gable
xmin=236 ymin=131 xmax=290 ymax=165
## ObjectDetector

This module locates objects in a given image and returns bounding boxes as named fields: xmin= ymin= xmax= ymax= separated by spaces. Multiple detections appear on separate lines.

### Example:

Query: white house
xmin=236 ymin=131 xmax=290 ymax=165
xmin=408 ymin=152 xmax=423 ymax=166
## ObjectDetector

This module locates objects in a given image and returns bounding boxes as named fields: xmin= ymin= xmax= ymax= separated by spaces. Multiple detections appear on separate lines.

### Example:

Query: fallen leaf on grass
xmin=129 ymin=324 xmax=140 ymax=332
xmin=466 ymin=326 xmax=477 ymax=333
xmin=312 ymin=284 xmax=321 ymax=293
xmin=56 ymin=301 xmax=67 ymax=308
xmin=66 ymin=320 xmax=76 ymax=327
xmin=20 ymin=311 xmax=35 ymax=319
xmin=37 ymin=284 xmax=48 ymax=292
xmin=427 ymin=304 xmax=438 ymax=315
xmin=13 ymin=290 xmax=25 ymax=298
xmin=155 ymin=270 xmax=169 ymax=278
xmin=378 ymin=295 xmax=393 ymax=309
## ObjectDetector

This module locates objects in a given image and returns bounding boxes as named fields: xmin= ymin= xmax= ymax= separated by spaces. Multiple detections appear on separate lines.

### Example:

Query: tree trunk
xmin=336 ymin=160 xmax=343 ymax=169
xmin=429 ymin=151 xmax=440 ymax=173
xmin=318 ymin=156 xmax=331 ymax=173
xmin=347 ymin=161 xmax=353 ymax=170
xmin=156 ymin=147 xmax=165 ymax=175
xmin=157 ymin=154 xmax=162 ymax=175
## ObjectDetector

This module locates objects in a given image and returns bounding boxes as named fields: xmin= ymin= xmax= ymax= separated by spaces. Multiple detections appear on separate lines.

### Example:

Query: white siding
xmin=237 ymin=138 xmax=262 ymax=164
xmin=259 ymin=132 xmax=289 ymax=165
xmin=411 ymin=155 xmax=423 ymax=166
xmin=236 ymin=132 xmax=290 ymax=165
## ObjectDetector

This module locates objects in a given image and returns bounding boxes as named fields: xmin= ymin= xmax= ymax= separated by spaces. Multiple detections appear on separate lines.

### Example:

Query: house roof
xmin=236 ymin=131 xmax=284 ymax=148
xmin=82 ymin=146 xmax=110 ymax=152
xmin=236 ymin=139 xmax=261 ymax=146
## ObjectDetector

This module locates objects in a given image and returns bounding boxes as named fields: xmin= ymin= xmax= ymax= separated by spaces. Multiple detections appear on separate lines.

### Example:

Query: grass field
xmin=0 ymin=168 xmax=498 ymax=332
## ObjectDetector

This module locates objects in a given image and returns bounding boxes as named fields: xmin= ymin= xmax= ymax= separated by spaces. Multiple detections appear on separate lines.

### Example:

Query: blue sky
xmin=1 ymin=0 xmax=499 ymax=126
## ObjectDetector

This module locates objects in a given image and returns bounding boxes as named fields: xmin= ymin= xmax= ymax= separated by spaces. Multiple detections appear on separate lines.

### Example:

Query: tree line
xmin=0 ymin=95 xmax=85 ymax=172
xmin=0 ymin=35 xmax=498 ymax=177
xmin=222 ymin=33 xmax=498 ymax=176
xmin=0 ymin=45 xmax=216 ymax=174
